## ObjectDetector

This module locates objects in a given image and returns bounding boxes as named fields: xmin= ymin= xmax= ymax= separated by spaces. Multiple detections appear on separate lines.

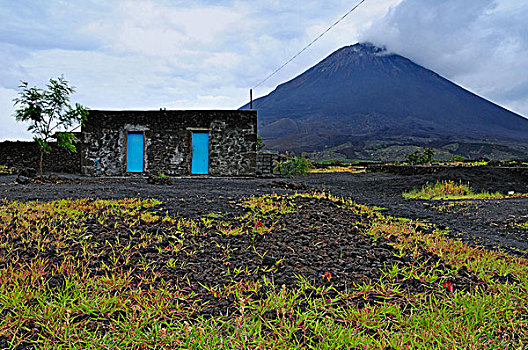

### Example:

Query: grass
xmin=0 ymin=165 xmax=15 ymax=175
xmin=516 ymin=221 xmax=528 ymax=230
xmin=429 ymin=201 xmax=480 ymax=214
xmin=402 ymin=180 xmax=509 ymax=200
xmin=0 ymin=194 xmax=527 ymax=349
xmin=309 ymin=166 xmax=366 ymax=174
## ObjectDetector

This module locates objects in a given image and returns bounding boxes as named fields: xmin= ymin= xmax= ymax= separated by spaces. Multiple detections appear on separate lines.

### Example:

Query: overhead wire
xmin=252 ymin=0 xmax=368 ymax=89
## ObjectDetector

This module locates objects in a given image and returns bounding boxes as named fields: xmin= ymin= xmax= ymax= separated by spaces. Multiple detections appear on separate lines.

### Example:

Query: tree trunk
xmin=39 ymin=148 xmax=43 ymax=178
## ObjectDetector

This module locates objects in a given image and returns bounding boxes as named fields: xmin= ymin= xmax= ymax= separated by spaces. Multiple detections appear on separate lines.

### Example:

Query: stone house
xmin=81 ymin=110 xmax=257 ymax=176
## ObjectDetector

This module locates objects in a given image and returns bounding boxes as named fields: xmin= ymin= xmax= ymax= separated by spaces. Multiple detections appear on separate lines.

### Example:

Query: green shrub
xmin=274 ymin=154 xmax=313 ymax=178
xmin=451 ymin=154 xmax=465 ymax=162
xmin=257 ymin=136 xmax=265 ymax=151
xmin=406 ymin=147 xmax=435 ymax=164
xmin=0 ymin=165 xmax=15 ymax=175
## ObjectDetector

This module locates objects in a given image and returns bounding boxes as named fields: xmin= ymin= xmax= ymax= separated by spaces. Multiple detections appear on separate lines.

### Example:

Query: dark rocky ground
xmin=0 ymin=166 xmax=526 ymax=341
xmin=302 ymin=167 xmax=528 ymax=257
xmin=1 ymin=166 xmax=527 ymax=257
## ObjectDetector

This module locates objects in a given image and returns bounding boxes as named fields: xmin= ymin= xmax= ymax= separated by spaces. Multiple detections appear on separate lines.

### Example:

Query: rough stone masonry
xmin=81 ymin=110 xmax=257 ymax=176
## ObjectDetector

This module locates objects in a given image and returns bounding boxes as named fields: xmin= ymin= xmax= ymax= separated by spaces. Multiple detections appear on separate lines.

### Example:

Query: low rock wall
xmin=0 ymin=140 xmax=81 ymax=174
xmin=367 ymin=164 xmax=528 ymax=179
xmin=256 ymin=153 xmax=281 ymax=175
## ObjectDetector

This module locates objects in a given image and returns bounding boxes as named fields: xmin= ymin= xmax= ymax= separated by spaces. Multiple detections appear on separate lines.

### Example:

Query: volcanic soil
xmin=1 ymin=166 xmax=527 ymax=257
xmin=0 ymin=166 xmax=527 ymax=333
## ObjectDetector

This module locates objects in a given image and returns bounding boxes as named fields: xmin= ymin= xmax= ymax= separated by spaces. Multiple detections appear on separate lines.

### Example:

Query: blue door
xmin=191 ymin=132 xmax=209 ymax=174
xmin=127 ymin=133 xmax=144 ymax=172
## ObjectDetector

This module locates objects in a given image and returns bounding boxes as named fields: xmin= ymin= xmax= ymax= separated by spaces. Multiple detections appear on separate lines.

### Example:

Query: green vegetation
xmin=274 ymin=154 xmax=313 ymax=178
xmin=309 ymin=166 xmax=365 ymax=174
xmin=430 ymin=159 xmax=490 ymax=167
xmin=508 ymin=160 xmax=528 ymax=167
xmin=450 ymin=154 xmax=465 ymax=162
xmin=309 ymin=160 xmax=367 ymax=173
xmin=257 ymin=136 xmax=265 ymax=151
xmin=402 ymin=180 xmax=508 ymax=200
xmin=429 ymin=200 xmax=480 ymax=213
xmin=13 ymin=76 xmax=88 ymax=177
xmin=0 ymin=165 xmax=15 ymax=175
xmin=516 ymin=221 xmax=528 ymax=230
xmin=0 ymin=194 xmax=526 ymax=349
xmin=314 ymin=159 xmax=352 ymax=167
xmin=405 ymin=147 xmax=435 ymax=164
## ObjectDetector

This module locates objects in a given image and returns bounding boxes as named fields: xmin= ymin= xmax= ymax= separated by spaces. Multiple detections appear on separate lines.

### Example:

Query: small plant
xmin=273 ymin=153 xmax=312 ymax=178
xmin=257 ymin=135 xmax=265 ymax=151
xmin=515 ymin=221 xmax=528 ymax=230
xmin=0 ymin=165 xmax=15 ymax=175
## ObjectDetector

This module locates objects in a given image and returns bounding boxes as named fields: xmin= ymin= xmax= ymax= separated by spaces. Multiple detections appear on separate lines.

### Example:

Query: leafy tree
xmin=13 ymin=76 xmax=88 ymax=177
xmin=423 ymin=147 xmax=435 ymax=163
xmin=406 ymin=147 xmax=435 ymax=165
xmin=451 ymin=154 xmax=465 ymax=162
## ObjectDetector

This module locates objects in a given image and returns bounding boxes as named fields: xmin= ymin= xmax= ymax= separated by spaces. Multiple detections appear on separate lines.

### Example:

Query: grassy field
xmin=0 ymin=193 xmax=526 ymax=349
xmin=402 ymin=180 xmax=527 ymax=200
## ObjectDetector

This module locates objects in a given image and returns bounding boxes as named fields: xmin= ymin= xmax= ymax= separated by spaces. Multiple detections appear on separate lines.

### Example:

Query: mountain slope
xmin=242 ymin=43 xmax=528 ymax=160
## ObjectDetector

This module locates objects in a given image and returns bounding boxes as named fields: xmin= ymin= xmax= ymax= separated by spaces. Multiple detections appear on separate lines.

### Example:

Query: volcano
xmin=242 ymin=43 xmax=528 ymax=160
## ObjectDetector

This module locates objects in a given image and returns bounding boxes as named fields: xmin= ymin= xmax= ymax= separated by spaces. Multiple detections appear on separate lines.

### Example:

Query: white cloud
xmin=0 ymin=87 xmax=32 ymax=141
xmin=361 ymin=0 xmax=528 ymax=117
xmin=244 ymin=0 xmax=401 ymax=93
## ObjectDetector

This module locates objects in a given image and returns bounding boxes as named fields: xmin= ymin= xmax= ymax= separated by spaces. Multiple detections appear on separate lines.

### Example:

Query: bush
xmin=406 ymin=147 xmax=435 ymax=164
xmin=403 ymin=180 xmax=502 ymax=200
xmin=451 ymin=155 xmax=465 ymax=162
xmin=257 ymin=136 xmax=265 ymax=151
xmin=274 ymin=153 xmax=312 ymax=178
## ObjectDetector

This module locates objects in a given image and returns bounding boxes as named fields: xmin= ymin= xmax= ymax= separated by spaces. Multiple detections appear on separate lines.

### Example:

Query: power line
xmin=252 ymin=0 xmax=368 ymax=89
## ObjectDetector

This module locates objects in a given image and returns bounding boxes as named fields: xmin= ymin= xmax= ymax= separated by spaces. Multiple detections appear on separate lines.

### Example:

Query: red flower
xmin=443 ymin=281 xmax=453 ymax=292
xmin=323 ymin=272 xmax=332 ymax=281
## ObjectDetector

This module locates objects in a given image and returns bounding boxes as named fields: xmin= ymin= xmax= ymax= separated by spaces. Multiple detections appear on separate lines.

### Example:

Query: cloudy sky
xmin=1 ymin=0 xmax=527 ymax=140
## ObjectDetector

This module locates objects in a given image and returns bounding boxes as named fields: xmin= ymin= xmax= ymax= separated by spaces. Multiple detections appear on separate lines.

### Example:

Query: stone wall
xmin=256 ymin=153 xmax=281 ymax=175
xmin=367 ymin=164 xmax=528 ymax=178
xmin=0 ymin=140 xmax=82 ymax=174
xmin=82 ymin=110 xmax=257 ymax=176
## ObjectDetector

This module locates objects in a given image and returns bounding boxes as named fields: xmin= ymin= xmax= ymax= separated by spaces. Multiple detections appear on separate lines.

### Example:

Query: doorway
xmin=191 ymin=132 xmax=209 ymax=175
xmin=127 ymin=132 xmax=144 ymax=173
